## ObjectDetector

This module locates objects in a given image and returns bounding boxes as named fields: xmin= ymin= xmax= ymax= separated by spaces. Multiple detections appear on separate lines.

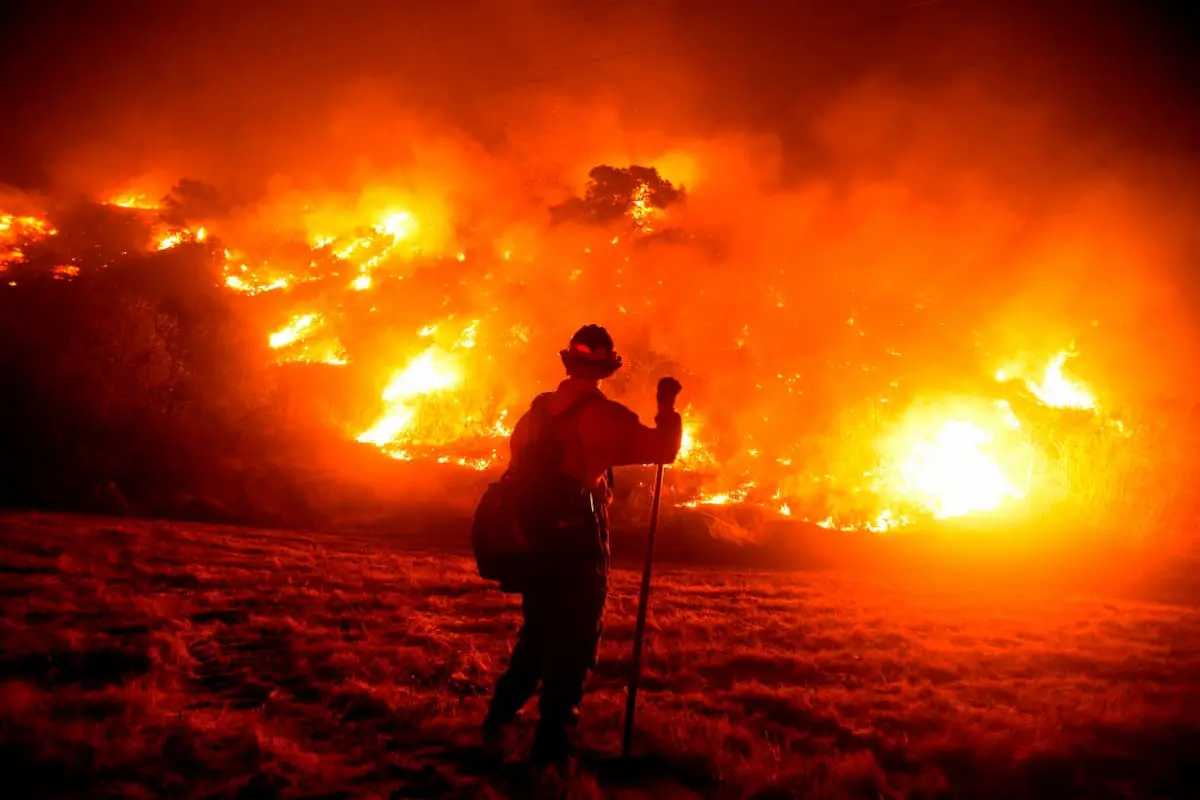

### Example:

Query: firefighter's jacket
xmin=508 ymin=377 xmax=683 ymax=508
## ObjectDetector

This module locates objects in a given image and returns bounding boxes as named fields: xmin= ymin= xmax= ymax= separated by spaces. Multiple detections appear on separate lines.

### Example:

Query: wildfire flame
xmin=897 ymin=419 xmax=1024 ymax=519
xmin=156 ymin=226 xmax=206 ymax=251
xmin=106 ymin=193 xmax=160 ymax=210
xmin=1025 ymin=351 xmax=1096 ymax=410
xmin=268 ymin=313 xmax=347 ymax=365
xmin=357 ymin=346 xmax=463 ymax=449
xmin=677 ymin=415 xmax=718 ymax=472
xmin=682 ymin=481 xmax=756 ymax=508
xmin=997 ymin=349 xmax=1096 ymax=410
xmin=629 ymin=182 xmax=658 ymax=231
xmin=1 ymin=213 xmax=57 ymax=269
xmin=269 ymin=313 xmax=322 ymax=349
xmin=0 ymin=173 xmax=1124 ymax=533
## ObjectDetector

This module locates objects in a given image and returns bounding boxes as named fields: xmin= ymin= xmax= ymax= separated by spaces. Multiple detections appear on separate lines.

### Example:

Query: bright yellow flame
xmin=457 ymin=320 xmax=479 ymax=349
xmin=357 ymin=347 xmax=462 ymax=447
xmin=352 ymin=273 xmax=372 ymax=291
xmin=376 ymin=211 xmax=415 ymax=243
xmin=805 ymin=509 xmax=909 ymax=533
xmin=679 ymin=425 xmax=697 ymax=459
xmin=269 ymin=313 xmax=322 ymax=349
xmin=677 ymin=413 xmax=717 ymax=471
xmin=491 ymin=409 xmax=513 ymax=439
xmin=225 ymin=274 xmax=290 ymax=295
xmin=282 ymin=342 xmax=349 ymax=366
xmin=1 ymin=214 xmax=57 ymax=240
xmin=681 ymin=481 xmax=755 ymax=508
xmin=106 ymin=193 xmax=159 ymax=210
xmin=1026 ymin=351 xmax=1096 ymax=409
xmin=629 ymin=182 xmax=659 ymax=232
xmin=898 ymin=420 xmax=1023 ymax=518
xmin=157 ymin=232 xmax=182 ymax=250
xmin=380 ymin=350 xmax=460 ymax=402
xmin=267 ymin=310 xmax=347 ymax=365
xmin=865 ymin=509 xmax=908 ymax=533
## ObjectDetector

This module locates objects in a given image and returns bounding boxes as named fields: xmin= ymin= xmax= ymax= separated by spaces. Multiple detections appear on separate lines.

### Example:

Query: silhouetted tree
xmin=550 ymin=165 xmax=684 ymax=226
xmin=161 ymin=178 xmax=231 ymax=224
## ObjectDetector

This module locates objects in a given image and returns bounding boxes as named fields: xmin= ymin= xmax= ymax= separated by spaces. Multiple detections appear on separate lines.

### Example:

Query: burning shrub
xmin=0 ymin=147 xmax=1197 ymax=558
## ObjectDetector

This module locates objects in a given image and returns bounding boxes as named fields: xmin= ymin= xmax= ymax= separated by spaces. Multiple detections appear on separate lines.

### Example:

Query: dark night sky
xmin=0 ymin=0 xmax=1196 ymax=192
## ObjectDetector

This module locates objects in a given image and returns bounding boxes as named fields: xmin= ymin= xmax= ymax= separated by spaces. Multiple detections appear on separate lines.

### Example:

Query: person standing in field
xmin=482 ymin=324 xmax=683 ymax=777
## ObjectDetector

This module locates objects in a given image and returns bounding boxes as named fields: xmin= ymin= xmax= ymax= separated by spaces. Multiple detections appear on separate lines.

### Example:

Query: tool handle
xmin=622 ymin=462 xmax=666 ymax=759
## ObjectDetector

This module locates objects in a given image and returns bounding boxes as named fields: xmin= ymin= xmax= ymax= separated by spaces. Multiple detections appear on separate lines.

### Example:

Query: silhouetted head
xmin=560 ymin=324 xmax=623 ymax=381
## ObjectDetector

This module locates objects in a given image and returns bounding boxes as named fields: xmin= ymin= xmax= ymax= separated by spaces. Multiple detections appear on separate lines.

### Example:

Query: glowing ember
xmin=457 ymin=320 xmax=479 ymax=349
xmin=491 ymin=410 xmax=513 ymax=439
xmin=286 ymin=343 xmax=349 ymax=366
xmin=681 ymin=482 xmax=755 ymax=508
xmin=225 ymin=274 xmax=290 ymax=295
xmin=0 ymin=250 xmax=21 ymax=270
xmin=808 ymin=510 xmax=909 ymax=533
xmin=1 ymin=212 xmax=58 ymax=268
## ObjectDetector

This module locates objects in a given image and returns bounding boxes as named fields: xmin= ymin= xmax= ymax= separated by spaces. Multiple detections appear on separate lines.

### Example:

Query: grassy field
xmin=1 ymin=512 xmax=1198 ymax=798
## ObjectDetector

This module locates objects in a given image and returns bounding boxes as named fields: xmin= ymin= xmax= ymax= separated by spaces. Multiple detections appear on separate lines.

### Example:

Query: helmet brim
xmin=560 ymin=349 xmax=623 ymax=378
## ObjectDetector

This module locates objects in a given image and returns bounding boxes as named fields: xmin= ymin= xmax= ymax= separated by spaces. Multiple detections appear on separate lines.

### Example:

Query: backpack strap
xmin=517 ymin=391 xmax=605 ymax=476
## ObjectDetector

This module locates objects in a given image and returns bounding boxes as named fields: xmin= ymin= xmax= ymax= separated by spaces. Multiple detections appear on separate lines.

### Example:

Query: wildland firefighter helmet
xmin=560 ymin=324 xmax=623 ymax=379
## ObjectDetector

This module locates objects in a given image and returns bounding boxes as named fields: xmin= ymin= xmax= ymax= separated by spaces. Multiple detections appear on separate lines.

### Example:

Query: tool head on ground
xmin=560 ymin=324 xmax=623 ymax=380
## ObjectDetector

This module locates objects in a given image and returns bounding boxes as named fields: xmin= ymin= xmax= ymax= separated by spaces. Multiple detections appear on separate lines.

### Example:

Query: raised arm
xmin=606 ymin=377 xmax=684 ymax=467
xmin=608 ymin=408 xmax=682 ymax=466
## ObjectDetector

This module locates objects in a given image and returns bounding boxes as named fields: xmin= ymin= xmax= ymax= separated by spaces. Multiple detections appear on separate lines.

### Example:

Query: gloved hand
xmin=656 ymin=377 xmax=682 ymax=410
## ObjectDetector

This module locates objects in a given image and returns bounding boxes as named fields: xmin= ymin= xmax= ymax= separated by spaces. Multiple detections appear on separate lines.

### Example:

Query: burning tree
xmin=549 ymin=165 xmax=684 ymax=229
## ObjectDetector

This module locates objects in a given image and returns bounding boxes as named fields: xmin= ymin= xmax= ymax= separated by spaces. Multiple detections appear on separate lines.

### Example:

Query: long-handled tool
xmin=622 ymin=461 xmax=666 ymax=759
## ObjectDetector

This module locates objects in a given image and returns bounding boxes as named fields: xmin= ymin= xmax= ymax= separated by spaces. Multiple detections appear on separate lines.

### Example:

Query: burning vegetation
xmin=0 ymin=2 xmax=1196 ymax=551
xmin=0 ymin=153 xmax=1194 ymax=550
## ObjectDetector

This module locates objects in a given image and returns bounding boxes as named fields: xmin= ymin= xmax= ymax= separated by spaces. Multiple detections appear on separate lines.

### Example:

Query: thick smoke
xmin=1 ymin=1 xmax=1197 ymax=507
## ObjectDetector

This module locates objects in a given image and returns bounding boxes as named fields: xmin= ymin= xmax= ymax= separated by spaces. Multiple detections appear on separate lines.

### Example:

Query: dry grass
xmin=1 ymin=511 xmax=1198 ymax=798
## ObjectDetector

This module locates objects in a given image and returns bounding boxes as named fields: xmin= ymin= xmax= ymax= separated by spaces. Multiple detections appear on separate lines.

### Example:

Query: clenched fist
xmin=656 ymin=377 xmax=682 ymax=409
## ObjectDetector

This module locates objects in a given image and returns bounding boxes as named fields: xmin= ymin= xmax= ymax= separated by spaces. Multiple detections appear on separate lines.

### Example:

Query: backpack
xmin=471 ymin=392 xmax=602 ymax=592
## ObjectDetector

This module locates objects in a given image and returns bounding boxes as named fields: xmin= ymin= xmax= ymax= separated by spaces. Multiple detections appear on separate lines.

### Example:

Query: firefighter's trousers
xmin=486 ymin=533 xmax=607 ymax=763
